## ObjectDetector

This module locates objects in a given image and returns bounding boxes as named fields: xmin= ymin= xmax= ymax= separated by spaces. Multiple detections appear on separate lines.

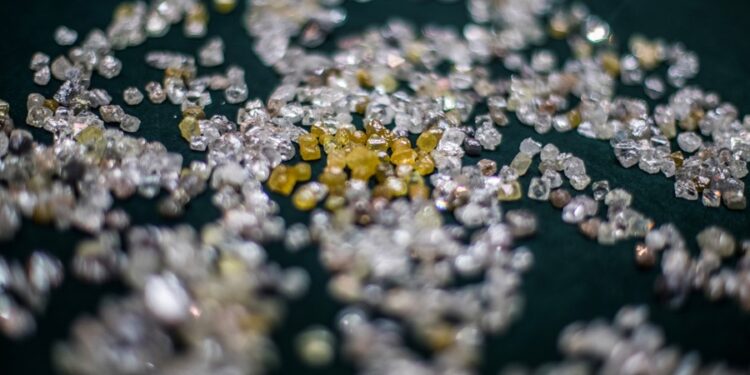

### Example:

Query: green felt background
xmin=0 ymin=0 xmax=749 ymax=374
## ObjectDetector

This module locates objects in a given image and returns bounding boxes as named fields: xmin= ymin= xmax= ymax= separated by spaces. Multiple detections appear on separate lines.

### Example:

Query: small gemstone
xmin=528 ymin=177 xmax=550 ymax=201
xmin=592 ymin=180 xmax=610 ymax=201
xmin=33 ymin=67 xmax=51 ymax=86
xmin=497 ymin=181 xmax=522 ymax=201
xmin=53 ymin=26 xmax=78 ymax=46
xmin=723 ymin=190 xmax=747 ymax=210
xmin=562 ymin=195 xmax=598 ymax=224
xmin=701 ymin=189 xmax=721 ymax=208
xmin=123 ymin=87 xmax=144 ymax=105
xmin=295 ymin=327 xmax=335 ymax=367
xmin=635 ymin=243 xmax=656 ymax=268
xmin=510 ymin=152 xmax=532 ymax=175
xmin=463 ymin=137 xmax=482 ymax=157
xmin=674 ymin=180 xmax=698 ymax=200
xmin=519 ymin=138 xmax=542 ymax=156
xmin=120 ymin=115 xmax=141 ymax=132
xmin=549 ymin=188 xmax=572 ymax=209
xmin=477 ymin=159 xmax=497 ymax=176
xmin=578 ymin=218 xmax=601 ymax=240
xmin=697 ymin=226 xmax=736 ymax=258
xmin=676 ymin=132 xmax=702 ymax=153
xmin=198 ymin=37 xmax=225 ymax=67
xmin=506 ymin=209 xmax=537 ymax=238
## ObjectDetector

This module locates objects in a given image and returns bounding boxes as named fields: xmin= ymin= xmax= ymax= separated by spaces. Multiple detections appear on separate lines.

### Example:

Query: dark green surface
xmin=1 ymin=0 xmax=750 ymax=374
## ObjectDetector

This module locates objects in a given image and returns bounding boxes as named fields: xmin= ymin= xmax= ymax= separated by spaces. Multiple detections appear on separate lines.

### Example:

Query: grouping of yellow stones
xmin=267 ymin=120 xmax=444 ymax=211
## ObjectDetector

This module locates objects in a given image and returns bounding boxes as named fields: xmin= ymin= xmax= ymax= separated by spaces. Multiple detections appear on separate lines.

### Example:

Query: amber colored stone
xmin=414 ymin=155 xmax=435 ymax=176
xmin=356 ymin=69 xmax=373 ymax=88
xmin=298 ymin=133 xmax=318 ymax=147
xmin=326 ymin=149 xmax=346 ymax=169
xmin=293 ymin=163 xmax=312 ymax=181
xmin=391 ymin=148 xmax=418 ymax=166
xmin=416 ymin=130 xmax=441 ymax=152
xmin=372 ymin=184 xmax=393 ymax=200
xmin=179 ymin=116 xmax=201 ymax=141
xmin=420 ymin=323 xmax=456 ymax=351
xmin=346 ymin=146 xmax=378 ymax=172
xmin=364 ymin=119 xmax=386 ymax=136
xmin=75 ymin=125 xmax=104 ymax=144
xmin=351 ymin=130 xmax=367 ymax=145
xmin=319 ymin=168 xmax=347 ymax=195
xmin=670 ymin=151 xmax=684 ymax=169
xmin=390 ymin=137 xmax=411 ymax=151
xmin=548 ymin=15 xmax=570 ymax=39
xmin=477 ymin=159 xmax=497 ymax=176
xmin=334 ymin=128 xmax=351 ymax=146
xmin=186 ymin=2 xmax=209 ymax=23
xmin=497 ymin=181 xmax=522 ymax=201
xmin=549 ymin=188 xmax=572 ymax=208
xmin=32 ymin=204 xmax=54 ymax=224
xmin=43 ymin=99 xmax=60 ymax=111
xmin=366 ymin=136 xmax=388 ymax=153
xmin=309 ymin=124 xmax=325 ymax=140
xmin=578 ymin=218 xmax=601 ymax=240
xmin=324 ymin=195 xmax=346 ymax=211
xmin=409 ymin=184 xmax=430 ymax=200
xmin=385 ymin=177 xmax=408 ymax=197
xmin=182 ymin=106 xmax=205 ymax=119
xmin=354 ymin=99 xmax=368 ymax=115
xmin=600 ymin=51 xmax=620 ymax=76
xmin=213 ymin=0 xmax=237 ymax=14
xmin=378 ymin=74 xmax=398 ymax=93
xmin=300 ymin=145 xmax=321 ymax=161
xmin=567 ymin=109 xmax=582 ymax=128
xmin=292 ymin=187 xmax=318 ymax=211
xmin=635 ymin=243 xmax=656 ymax=268
xmin=267 ymin=165 xmax=297 ymax=196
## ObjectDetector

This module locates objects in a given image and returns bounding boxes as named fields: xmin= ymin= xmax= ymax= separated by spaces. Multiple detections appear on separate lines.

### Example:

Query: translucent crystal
xmin=145 ymin=82 xmax=167 ymax=104
xmin=123 ymin=87 xmax=144 ymax=106
xmin=295 ymin=327 xmax=335 ymax=367
xmin=54 ymin=26 xmax=78 ymax=46
xmin=519 ymin=137 xmax=542 ymax=156
xmin=697 ymin=226 xmax=736 ymax=258
xmin=97 ymin=55 xmax=122 ymax=79
xmin=33 ymin=67 xmax=51 ymax=86
xmin=198 ymin=37 xmax=225 ymax=67
xmin=29 ymin=52 xmax=49 ymax=70
xmin=528 ymin=177 xmax=550 ymax=201
xmin=120 ymin=115 xmax=141 ymax=133
xmin=569 ymin=174 xmax=591 ymax=191
xmin=676 ymin=132 xmax=702 ymax=153
xmin=541 ymin=169 xmax=562 ymax=188
xmin=562 ymin=195 xmax=598 ymax=224
xmin=510 ymin=152 xmax=532 ymax=175
xmin=592 ymin=180 xmax=610 ymax=201
xmin=505 ymin=209 xmax=537 ymax=238
xmin=144 ymin=273 xmax=191 ymax=323
xmin=701 ymin=189 xmax=721 ymax=208
xmin=475 ymin=124 xmax=502 ymax=150
xmin=584 ymin=16 xmax=610 ymax=43
xmin=99 ymin=105 xmax=125 ymax=123
xmin=674 ymin=180 xmax=698 ymax=200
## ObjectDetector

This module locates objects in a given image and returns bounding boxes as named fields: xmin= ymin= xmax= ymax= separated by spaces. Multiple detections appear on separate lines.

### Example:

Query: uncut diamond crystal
xmin=697 ymin=226 xmax=736 ymax=258
xmin=677 ymin=132 xmax=702 ymax=153
xmin=528 ymin=177 xmax=550 ymax=201
xmin=123 ymin=87 xmax=144 ymax=106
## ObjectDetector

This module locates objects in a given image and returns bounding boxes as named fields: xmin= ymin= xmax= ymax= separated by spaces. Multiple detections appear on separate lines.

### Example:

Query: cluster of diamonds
xmin=1 ymin=0 xmax=749 ymax=374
